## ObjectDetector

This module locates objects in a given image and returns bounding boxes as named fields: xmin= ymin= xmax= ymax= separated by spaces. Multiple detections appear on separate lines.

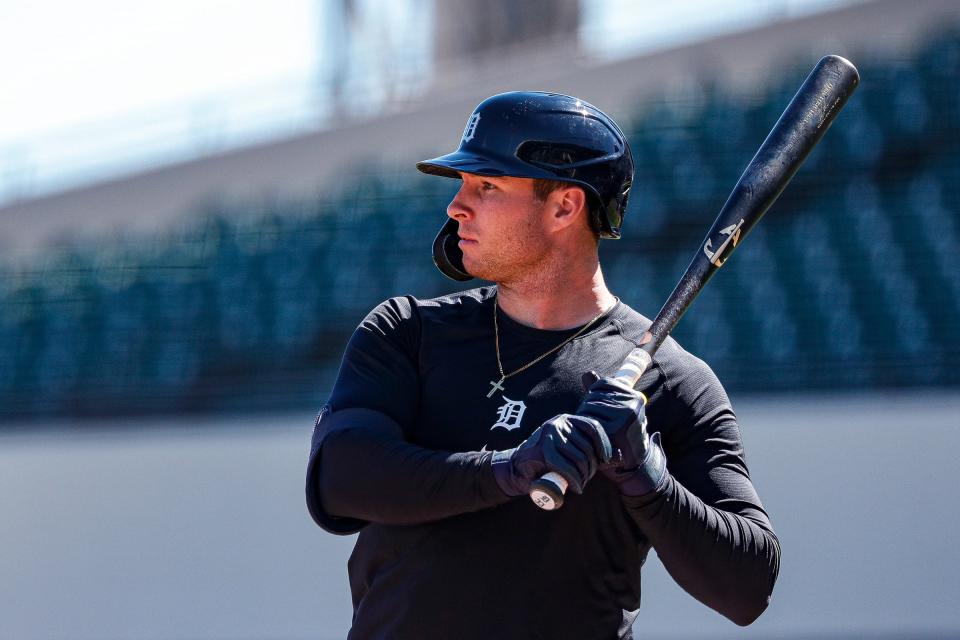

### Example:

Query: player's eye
xmin=481 ymin=181 xmax=497 ymax=191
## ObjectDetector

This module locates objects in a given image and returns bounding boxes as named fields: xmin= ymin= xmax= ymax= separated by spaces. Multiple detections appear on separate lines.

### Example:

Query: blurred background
xmin=1 ymin=0 xmax=959 ymax=637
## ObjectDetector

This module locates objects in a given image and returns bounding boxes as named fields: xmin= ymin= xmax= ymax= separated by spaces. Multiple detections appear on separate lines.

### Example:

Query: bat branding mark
xmin=818 ymin=94 xmax=843 ymax=130
xmin=703 ymin=218 xmax=745 ymax=267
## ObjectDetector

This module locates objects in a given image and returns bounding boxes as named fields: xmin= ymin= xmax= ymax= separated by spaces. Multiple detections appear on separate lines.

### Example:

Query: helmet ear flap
xmin=432 ymin=218 xmax=473 ymax=282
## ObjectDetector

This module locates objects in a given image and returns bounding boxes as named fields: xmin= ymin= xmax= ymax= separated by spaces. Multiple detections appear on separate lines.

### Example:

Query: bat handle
xmin=611 ymin=345 xmax=655 ymax=388
xmin=528 ymin=344 xmax=655 ymax=510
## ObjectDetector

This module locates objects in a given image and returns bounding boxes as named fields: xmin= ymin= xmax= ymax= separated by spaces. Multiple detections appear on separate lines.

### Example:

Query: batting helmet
xmin=417 ymin=91 xmax=634 ymax=281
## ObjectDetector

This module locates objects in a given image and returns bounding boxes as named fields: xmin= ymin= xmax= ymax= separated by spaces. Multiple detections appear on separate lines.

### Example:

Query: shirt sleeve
xmin=623 ymin=353 xmax=781 ymax=626
xmin=305 ymin=297 xmax=509 ymax=534
xmin=326 ymin=296 xmax=422 ymax=427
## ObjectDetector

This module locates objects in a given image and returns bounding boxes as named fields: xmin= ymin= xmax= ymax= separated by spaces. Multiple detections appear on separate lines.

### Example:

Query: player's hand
xmin=578 ymin=372 xmax=667 ymax=496
xmin=491 ymin=414 xmax=613 ymax=497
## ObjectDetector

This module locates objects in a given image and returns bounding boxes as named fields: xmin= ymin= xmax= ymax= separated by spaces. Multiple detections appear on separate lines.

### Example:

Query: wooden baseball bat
xmin=530 ymin=54 xmax=860 ymax=510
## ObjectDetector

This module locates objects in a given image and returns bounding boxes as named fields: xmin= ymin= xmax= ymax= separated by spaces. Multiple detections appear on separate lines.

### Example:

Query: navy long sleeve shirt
xmin=306 ymin=287 xmax=779 ymax=639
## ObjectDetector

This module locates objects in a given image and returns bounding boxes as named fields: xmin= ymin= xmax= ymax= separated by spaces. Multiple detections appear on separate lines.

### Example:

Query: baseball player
xmin=306 ymin=92 xmax=779 ymax=639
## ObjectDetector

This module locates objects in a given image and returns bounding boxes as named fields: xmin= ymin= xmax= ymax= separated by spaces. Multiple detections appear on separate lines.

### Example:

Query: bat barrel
xmin=645 ymin=55 xmax=859 ymax=361
xmin=732 ymin=55 xmax=860 ymax=234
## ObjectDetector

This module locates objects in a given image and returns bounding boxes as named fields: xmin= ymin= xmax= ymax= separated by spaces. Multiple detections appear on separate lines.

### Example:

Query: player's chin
xmin=461 ymin=254 xmax=495 ymax=282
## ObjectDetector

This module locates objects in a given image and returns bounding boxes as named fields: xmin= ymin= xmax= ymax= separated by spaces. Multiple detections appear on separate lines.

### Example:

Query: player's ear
xmin=547 ymin=185 xmax=587 ymax=232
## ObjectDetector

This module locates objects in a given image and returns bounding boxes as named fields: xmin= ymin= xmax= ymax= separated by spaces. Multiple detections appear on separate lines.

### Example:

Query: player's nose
xmin=446 ymin=184 xmax=474 ymax=221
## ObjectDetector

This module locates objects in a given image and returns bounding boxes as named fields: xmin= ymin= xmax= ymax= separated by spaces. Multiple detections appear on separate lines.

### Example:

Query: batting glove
xmin=491 ymin=413 xmax=613 ymax=497
xmin=578 ymin=371 xmax=667 ymax=496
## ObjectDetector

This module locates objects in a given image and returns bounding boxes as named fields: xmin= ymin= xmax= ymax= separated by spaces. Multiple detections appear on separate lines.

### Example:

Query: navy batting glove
xmin=578 ymin=371 xmax=667 ymax=496
xmin=491 ymin=414 xmax=613 ymax=498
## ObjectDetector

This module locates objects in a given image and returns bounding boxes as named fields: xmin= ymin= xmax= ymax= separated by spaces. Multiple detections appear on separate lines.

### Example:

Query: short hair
xmin=532 ymin=178 xmax=601 ymax=238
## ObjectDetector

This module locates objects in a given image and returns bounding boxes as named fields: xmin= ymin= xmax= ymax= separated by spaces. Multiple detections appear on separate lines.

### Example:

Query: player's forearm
xmin=623 ymin=474 xmax=780 ymax=626
xmin=318 ymin=426 xmax=510 ymax=525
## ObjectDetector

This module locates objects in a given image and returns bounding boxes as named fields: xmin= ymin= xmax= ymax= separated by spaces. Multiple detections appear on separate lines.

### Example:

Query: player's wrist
xmin=490 ymin=448 xmax=525 ymax=497
xmin=603 ymin=432 xmax=667 ymax=497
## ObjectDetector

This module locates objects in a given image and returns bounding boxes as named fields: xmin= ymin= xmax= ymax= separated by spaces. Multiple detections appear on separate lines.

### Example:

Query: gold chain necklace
xmin=487 ymin=296 xmax=608 ymax=399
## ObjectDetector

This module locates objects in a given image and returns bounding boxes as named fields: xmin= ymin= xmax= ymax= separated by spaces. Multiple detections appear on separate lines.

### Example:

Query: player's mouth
xmin=458 ymin=234 xmax=478 ymax=247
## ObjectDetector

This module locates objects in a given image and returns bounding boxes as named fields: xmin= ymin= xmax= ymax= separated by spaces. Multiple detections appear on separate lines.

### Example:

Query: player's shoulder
xmin=613 ymin=300 xmax=723 ymax=395
xmin=361 ymin=286 xmax=495 ymax=330
xmin=656 ymin=336 xmax=731 ymax=418
xmin=414 ymin=285 xmax=496 ymax=314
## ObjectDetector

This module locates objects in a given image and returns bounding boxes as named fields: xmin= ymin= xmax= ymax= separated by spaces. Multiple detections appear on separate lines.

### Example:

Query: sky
xmin=582 ymin=0 xmax=854 ymax=58
xmin=0 ymin=0 xmax=855 ymax=202
xmin=0 ymin=0 xmax=317 ymax=140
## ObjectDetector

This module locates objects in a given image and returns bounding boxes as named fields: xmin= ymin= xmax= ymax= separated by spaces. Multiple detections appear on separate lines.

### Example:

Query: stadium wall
xmin=2 ymin=393 xmax=958 ymax=639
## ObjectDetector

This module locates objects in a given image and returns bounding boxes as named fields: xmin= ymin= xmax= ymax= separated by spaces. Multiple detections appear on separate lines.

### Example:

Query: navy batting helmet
xmin=417 ymin=91 xmax=634 ymax=281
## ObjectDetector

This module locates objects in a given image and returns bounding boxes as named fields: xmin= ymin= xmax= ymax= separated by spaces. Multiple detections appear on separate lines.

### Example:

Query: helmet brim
xmin=416 ymin=149 xmax=556 ymax=181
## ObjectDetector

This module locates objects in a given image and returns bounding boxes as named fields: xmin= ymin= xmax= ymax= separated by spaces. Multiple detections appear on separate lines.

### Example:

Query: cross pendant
xmin=487 ymin=377 xmax=506 ymax=398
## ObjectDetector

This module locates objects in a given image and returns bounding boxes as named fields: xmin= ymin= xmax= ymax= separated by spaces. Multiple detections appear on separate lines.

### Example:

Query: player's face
xmin=446 ymin=173 xmax=552 ymax=282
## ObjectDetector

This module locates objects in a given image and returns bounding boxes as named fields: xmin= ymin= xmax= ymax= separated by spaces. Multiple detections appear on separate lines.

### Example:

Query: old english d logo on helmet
xmin=417 ymin=91 xmax=635 ymax=282
xmin=461 ymin=113 xmax=481 ymax=143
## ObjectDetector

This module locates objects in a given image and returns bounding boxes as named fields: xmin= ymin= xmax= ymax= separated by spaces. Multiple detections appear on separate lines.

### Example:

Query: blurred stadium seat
xmin=3 ymin=28 xmax=960 ymax=419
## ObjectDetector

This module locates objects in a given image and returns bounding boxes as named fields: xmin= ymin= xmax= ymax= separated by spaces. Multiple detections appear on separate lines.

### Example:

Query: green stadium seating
xmin=2 ymin=32 xmax=960 ymax=418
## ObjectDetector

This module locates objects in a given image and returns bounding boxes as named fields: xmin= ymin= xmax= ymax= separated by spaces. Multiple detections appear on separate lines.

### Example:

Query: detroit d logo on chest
xmin=491 ymin=396 xmax=526 ymax=431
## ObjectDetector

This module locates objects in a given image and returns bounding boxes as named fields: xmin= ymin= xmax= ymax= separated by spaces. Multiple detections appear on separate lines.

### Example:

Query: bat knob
xmin=529 ymin=472 xmax=567 ymax=510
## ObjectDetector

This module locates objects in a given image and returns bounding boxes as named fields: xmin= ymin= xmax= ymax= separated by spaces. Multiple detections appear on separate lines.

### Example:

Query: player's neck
xmin=495 ymin=257 xmax=616 ymax=331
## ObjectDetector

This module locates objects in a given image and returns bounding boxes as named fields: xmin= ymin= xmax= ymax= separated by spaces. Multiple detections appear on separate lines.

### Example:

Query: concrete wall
xmin=3 ymin=0 xmax=960 ymax=257
xmin=2 ymin=391 xmax=958 ymax=639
